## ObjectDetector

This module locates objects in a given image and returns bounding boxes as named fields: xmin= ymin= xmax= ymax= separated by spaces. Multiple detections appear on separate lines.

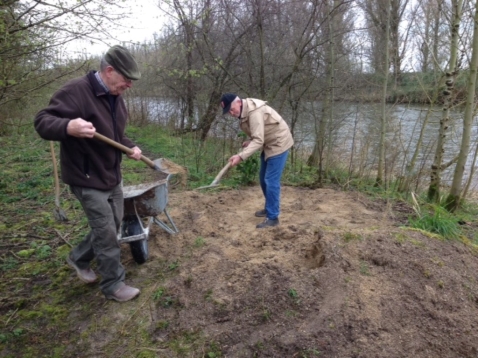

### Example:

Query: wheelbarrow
xmin=91 ymin=133 xmax=180 ymax=264
xmin=119 ymin=162 xmax=179 ymax=264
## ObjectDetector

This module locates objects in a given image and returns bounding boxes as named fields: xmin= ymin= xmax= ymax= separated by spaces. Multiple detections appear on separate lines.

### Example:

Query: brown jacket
xmin=34 ymin=71 xmax=135 ymax=190
xmin=238 ymin=98 xmax=294 ymax=161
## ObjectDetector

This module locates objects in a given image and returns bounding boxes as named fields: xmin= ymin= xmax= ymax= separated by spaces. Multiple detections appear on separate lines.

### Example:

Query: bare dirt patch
xmin=7 ymin=184 xmax=476 ymax=357
xmin=95 ymin=185 xmax=478 ymax=358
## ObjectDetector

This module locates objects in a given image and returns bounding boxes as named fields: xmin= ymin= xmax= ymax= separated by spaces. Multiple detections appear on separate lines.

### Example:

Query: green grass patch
xmin=343 ymin=232 xmax=362 ymax=242
xmin=123 ymin=124 xmax=312 ymax=189
xmin=167 ymin=330 xmax=222 ymax=357
xmin=359 ymin=261 xmax=370 ymax=276
xmin=300 ymin=348 xmax=321 ymax=357
xmin=152 ymin=287 xmax=166 ymax=301
xmin=194 ymin=236 xmax=205 ymax=247
xmin=287 ymin=288 xmax=298 ymax=299
xmin=408 ymin=205 xmax=461 ymax=239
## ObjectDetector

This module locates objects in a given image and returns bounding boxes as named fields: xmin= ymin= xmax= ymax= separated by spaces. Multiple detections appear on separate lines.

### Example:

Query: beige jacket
xmin=238 ymin=98 xmax=294 ymax=161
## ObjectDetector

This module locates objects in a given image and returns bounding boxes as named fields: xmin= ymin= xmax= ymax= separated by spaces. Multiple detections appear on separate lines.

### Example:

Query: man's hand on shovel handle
xmin=67 ymin=118 xmax=96 ymax=138
xmin=68 ymin=119 xmax=142 ymax=161
xmin=127 ymin=146 xmax=142 ymax=161
xmin=229 ymin=154 xmax=243 ymax=167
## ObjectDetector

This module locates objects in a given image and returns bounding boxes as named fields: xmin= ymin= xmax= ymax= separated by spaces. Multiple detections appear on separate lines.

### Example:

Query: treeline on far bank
xmin=0 ymin=60 xmax=469 ymax=139
xmin=338 ymin=70 xmax=470 ymax=105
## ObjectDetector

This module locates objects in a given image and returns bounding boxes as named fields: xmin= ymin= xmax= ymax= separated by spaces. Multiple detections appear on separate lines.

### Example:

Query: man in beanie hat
xmin=34 ymin=45 xmax=142 ymax=302
xmin=220 ymin=93 xmax=294 ymax=228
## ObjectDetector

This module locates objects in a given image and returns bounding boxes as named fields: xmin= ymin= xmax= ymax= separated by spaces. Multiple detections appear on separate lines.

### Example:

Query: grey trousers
xmin=69 ymin=184 xmax=125 ymax=296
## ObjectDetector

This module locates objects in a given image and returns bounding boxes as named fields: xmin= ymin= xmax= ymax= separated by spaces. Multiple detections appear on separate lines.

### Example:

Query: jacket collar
xmin=240 ymin=98 xmax=267 ymax=121
xmin=94 ymin=71 xmax=109 ymax=93
xmin=87 ymin=71 xmax=108 ymax=97
xmin=238 ymin=99 xmax=245 ymax=119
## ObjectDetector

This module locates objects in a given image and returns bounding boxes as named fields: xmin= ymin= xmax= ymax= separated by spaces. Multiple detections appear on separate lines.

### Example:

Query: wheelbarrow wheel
xmin=130 ymin=239 xmax=149 ymax=265
xmin=122 ymin=216 xmax=149 ymax=264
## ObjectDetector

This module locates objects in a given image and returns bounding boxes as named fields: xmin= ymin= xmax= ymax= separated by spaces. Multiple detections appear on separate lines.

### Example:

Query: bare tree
xmin=427 ymin=0 xmax=464 ymax=202
xmin=152 ymin=0 xmax=338 ymax=141
xmin=397 ymin=0 xmax=447 ymax=193
xmin=358 ymin=0 xmax=409 ymax=88
xmin=415 ymin=0 xmax=446 ymax=73
xmin=445 ymin=0 xmax=478 ymax=210
xmin=0 ymin=0 xmax=128 ymax=132
xmin=307 ymin=0 xmax=353 ymax=186
xmin=375 ymin=0 xmax=392 ymax=186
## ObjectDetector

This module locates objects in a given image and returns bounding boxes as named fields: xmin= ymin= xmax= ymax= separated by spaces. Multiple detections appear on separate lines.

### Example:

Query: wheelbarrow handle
xmin=93 ymin=132 xmax=158 ymax=170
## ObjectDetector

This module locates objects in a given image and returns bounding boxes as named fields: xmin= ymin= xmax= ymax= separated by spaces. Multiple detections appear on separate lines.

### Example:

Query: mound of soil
xmin=110 ymin=185 xmax=478 ymax=358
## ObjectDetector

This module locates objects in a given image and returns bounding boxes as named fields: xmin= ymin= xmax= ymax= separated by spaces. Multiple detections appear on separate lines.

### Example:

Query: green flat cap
xmin=105 ymin=45 xmax=141 ymax=80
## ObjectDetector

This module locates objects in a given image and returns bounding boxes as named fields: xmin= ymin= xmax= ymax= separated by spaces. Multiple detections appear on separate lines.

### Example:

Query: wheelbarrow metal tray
xmin=123 ymin=179 xmax=169 ymax=217
xmin=119 ymin=174 xmax=178 ymax=264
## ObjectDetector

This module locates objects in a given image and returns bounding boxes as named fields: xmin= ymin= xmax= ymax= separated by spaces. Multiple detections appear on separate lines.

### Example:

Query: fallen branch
xmin=54 ymin=229 xmax=73 ymax=248
xmin=9 ymin=251 xmax=22 ymax=260
xmin=4 ymin=308 xmax=18 ymax=327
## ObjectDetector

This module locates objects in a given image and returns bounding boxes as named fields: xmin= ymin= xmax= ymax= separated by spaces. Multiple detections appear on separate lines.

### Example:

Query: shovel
xmin=196 ymin=162 xmax=231 ymax=190
xmin=50 ymin=141 xmax=68 ymax=222
xmin=93 ymin=132 xmax=169 ymax=173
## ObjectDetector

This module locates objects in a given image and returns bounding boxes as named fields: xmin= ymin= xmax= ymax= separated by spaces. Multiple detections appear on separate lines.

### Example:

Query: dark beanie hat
xmin=104 ymin=45 xmax=141 ymax=80
xmin=220 ymin=93 xmax=237 ymax=114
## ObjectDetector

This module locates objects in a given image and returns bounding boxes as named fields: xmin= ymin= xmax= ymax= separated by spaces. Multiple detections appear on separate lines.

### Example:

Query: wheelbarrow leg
xmin=153 ymin=208 xmax=179 ymax=235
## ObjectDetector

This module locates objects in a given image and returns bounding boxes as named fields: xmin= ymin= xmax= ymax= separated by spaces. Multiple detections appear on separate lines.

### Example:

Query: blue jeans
xmin=259 ymin=150 xmax=289 ymax=220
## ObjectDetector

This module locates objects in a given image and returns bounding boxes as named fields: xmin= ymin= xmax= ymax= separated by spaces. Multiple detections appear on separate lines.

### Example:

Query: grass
xmin=168 ymin=259 xmax=180 ymax=271
xmin=408 ymin=204 xmax=461 ymax=239
xmin=287 ymin=288 xmax=299 ymax=300
xmin=359 ymin=261 xmax=370 ymax=276
xmin=332 ymin=165 xmax=476 ymax=244
xmin=343 ymin=232 xmax=362 ymax=242
xmin=124 ymin=124 xmax=240 ymax=188
xmin=300 ymin=348 xmax=321 ymax=357
xmin=123 ymin=123 xmax=312 ymax=189
xmin=152 ymin=287 xmax=166 ymax=300
xmin=194 ymin=236 xmax=205 ymax=247
xmin=0 ymin=130 xmax=165 ymax=356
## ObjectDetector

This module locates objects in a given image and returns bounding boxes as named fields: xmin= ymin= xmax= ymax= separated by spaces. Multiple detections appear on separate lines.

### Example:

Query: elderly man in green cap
xmin=34 ymin=45 xmax=143 ymax=302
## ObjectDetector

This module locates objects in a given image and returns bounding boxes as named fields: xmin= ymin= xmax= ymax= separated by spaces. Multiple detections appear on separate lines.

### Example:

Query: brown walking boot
xmin=66 ymin=255 xmax=98 ymax=284
xmin=106 ymin=284 xmax=140 ymax=302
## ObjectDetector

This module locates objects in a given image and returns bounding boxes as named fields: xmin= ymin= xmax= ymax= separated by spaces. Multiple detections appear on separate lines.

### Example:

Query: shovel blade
xmin=195 ymin=183 xmax=220 ymax=190
xmin=153 ymin=159 xmax=171 ymax=174
xmin=54 ymin=207 xmax=68 ymax=222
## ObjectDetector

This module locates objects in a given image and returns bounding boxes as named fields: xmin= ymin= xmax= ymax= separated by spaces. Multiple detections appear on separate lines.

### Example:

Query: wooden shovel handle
xmin=50 ymin=141 xmax=61 ymax=207
xmin=211 ymin=162 xmax=231 ymax=185
xmin=93 ymin=132 xmax=157 ymax=169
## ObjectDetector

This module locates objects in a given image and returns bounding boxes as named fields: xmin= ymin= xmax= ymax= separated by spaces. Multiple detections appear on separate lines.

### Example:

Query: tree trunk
xmin=375 ymin=0 xmax=391 ymax=187
xmin=427 ymin=0 xmax=463 ymax=202
xmin=461 ymin=136 xmax=478 ymax=201
xmin=432 ymin=0 xmax=443 ymax=72
xmin=325 ymin=0 xmax=339 ymax=176
xmin=308 ymin=0 xmax=336 ymax=187
xmin=445 ymin=0 xmax=478 ymax=211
